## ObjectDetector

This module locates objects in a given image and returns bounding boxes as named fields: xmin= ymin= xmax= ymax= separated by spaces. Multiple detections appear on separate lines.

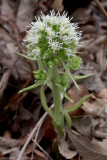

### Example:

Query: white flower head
xmin=24 ymin=10 xmax=82 ymax=66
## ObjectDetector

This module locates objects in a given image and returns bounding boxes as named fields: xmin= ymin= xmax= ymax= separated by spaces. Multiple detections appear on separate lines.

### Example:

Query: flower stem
xmin=52 ymin=65 xmax=64 ymax=137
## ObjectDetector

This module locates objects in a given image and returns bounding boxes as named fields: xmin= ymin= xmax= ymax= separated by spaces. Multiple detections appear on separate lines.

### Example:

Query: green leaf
xmin=64 ymin=113 xmax=72 ymax=128
xmin=40 ymin=86 xmax=55 ymax=120
xmin=37 ymin=60 xmax=44 ymax=70
xmin=74 ymin=73 xmax=93 ymax=80
xmin=44 ymin=69 xmax=52 ymax=85
xmin=19 ymin=80 xmax=44 ymax=93
xmin=57 ymin=84 xmax=73 ymax=103
xmin=69 ymin=73 xmax=80 ymax=89
xmin=61 ymin=59 xmax=80 ymax=89
xmin=46 ymin=80 xmax=52 ymax=89
xmin=63 ymin=94 xmax=92 ymax=113
xmin=16 ymin=52 xmax=35 ymax=61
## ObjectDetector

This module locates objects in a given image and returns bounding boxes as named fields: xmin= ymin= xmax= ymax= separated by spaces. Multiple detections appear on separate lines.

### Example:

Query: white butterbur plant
xmin=18 ymin=10 xmax=92 ymax=136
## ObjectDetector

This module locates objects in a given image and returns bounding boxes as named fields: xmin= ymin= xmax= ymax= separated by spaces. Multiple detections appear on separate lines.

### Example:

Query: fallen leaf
xmin=82 ymin=97 xmax=107 ymax=117
xmin=9 ymin=147 xmax=26 ymax=160
xmin=16 ymin=0 xmax=36 ymax=32
xmin=82 ymin=101 xmax=100 ymax=117
xmin=3 ymin=130 xmax=11 ymax=139
xmin=97 ymin=88 xmax=107 ymax=98
xmin=57 ymin=136 xmax=77 ymax=159
xmin=26 ymin=140 xmax=48 ymax=160
xmin=96 ymin=49 xmax=107 ymax=73
xmin=15 ymin=58 xmax=32 ymax=81
xmin=19 ymin=106 xmax=34 ymax=121
xmin=80 ymin=24 xmax=97 ymax=34
xmin=1 ymin=0 xmax=15 ymax=20
xmin=88 ymin=105 xmax=107 ymax=139
xmin=0 ymin=137 xmax=19 ymax=155
xmin=67 ymin=129 xmax=107 ymax=160
xmin=72 ymin=115 xmax=92 ymax=138
xmin=97 ymin=104 xmax=107 ymax=118
xmin=82 ymin=71 xmax=105 ymax=93
xmin=35 ymin=149 xmax=48 ymax=160
xmin=37 ymin=115 xmax=56 ymax=143
xmin=51 ymin=0 xmax=64 ymax=11
xmin=72 ymin=155 xmax=82 ymax=160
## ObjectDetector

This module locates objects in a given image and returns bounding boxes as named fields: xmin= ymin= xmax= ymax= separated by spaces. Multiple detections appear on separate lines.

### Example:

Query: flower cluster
xmin=24 ymin=10 xmax=82 ymax=69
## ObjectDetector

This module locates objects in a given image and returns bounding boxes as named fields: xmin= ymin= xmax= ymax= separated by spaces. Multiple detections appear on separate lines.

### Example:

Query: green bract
xmin=33 ymin=70 xmax=47 ymax=80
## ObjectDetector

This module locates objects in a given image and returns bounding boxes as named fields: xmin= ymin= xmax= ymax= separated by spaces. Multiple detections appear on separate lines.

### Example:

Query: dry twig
xmin=32 ymin=138 xmax=53 ymax=160
xmin=93 ymin=0 xmax=107 ymax=18
xmin=17 ymin=104 xmax=54 ymax=160
xmin=31 ymin=119 xmax=43 ymax=160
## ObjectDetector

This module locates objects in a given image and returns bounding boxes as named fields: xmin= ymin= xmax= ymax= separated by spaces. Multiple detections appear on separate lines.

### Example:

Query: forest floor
xmin=0 ymin=0 xmax=107 ymax=160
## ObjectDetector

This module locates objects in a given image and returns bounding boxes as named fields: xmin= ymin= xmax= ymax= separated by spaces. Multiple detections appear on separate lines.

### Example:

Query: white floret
xmin=62 ymin=35 xmax=69 ymax=44
xmin=65 ymin=48 xmax=76 ymax=57
xmin=59 ymin=26 xmax=67 ymax=35
xmin=42 ymin=15 xmax=58 ymax=25
xmin=32 ymin=48 xmax=40 ymax=60
xmin=49 ymin=41 xmax=61 ymax=52
xmin=59 ymin=17 xmax=70 ymax=26
xmin=45 ymin=27 xmax=55 ymax=37
xmin=33 ymin=21 xmax=45 ymax=30
xmin=26 ymin=33 xmax=41 ymax=44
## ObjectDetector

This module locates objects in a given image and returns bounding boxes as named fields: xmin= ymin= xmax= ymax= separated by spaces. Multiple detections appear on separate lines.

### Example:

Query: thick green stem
xmin=52 ymin=65 xmax=64 ymax=137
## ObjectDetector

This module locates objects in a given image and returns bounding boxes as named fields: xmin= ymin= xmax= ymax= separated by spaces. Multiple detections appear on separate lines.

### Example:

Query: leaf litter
xmin=67 ymin=129 xmax=107 ymax=160
xmin=0 ymin=0 xmax=107 ymax=159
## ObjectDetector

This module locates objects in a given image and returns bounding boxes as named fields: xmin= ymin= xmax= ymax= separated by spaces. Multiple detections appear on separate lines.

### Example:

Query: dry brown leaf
xmin=82 ymin=97 xmax=107 ymax=117
xmin=82 ymin=71 xmax=105 ymax=93
xmin=97 ymin=88 xmax=107 ymax=98
xmin=80 ymin=24 xmax=97 ymax=34
xmin=0 ymin=137 xmax=19 ymax=155
xmin=35 ymin=149 xmax=48 ymax=160
xmin=16 ymin=0 xmax=36 ymax=32
xmin=72 ymin=115 xmax=92 ymax=138
xmin=26 ymin=141 xmax=48 ymax=160
xmin=82 ymin=101 xmax=101 ymax=117
xmin=96 ymin=49 xmax=107 ymax=73
xmin=92 ymin=117 xmax=107 ymax=139
xmin=9 ymin=148 xmax=26 ymax=160
xmin=97 ymin=104 xmax=107 ymax=118
xmin=57 ymin=136 xmax=77 ymax=159
xmin=15 ymin=57 xmax=32 ymax=81
xmin=1 ymin=0 xmax=15 ymax=20
xmin=90 ymin=105 xmax=107 ymax=139
xmin=72 ymin=155 xmax=82 ymax=160
xmin=67 ymin=129 xmax=107 ymax=160
xmin=36 ymin=115 xmax=56 ymax=143
xmin=51 ymin=0 xmax=64 ymax=11
xmin=70 ymin=7 xmax=92 ymax=22
xmin=94 ymin=130 xmax=107 ymax=139
xmin=3 ymin=130 xmax=11 ymax=139
xmin=0 ymin=29 xmax=31 ymax=84
xmin=19 ymin=106 xmax=34 ymax=121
